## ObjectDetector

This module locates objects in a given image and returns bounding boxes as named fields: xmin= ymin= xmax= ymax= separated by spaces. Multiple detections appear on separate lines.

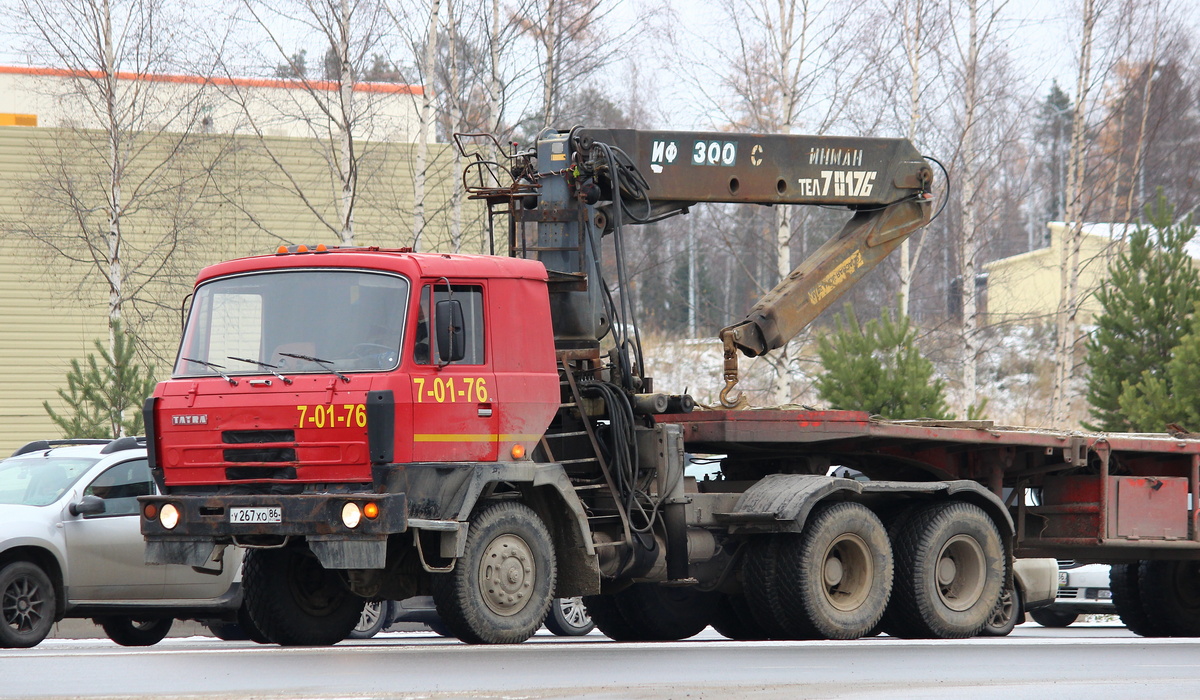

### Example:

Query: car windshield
xmin=0 ymin=456 xmax=98 ymax=506
xmin=174 ymin=269 xmax=410 ymax=377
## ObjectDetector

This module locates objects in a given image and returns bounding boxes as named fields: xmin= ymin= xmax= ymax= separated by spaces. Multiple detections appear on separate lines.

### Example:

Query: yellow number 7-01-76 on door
xmin=412 ymin=377 xmax=489 ymax=403
xmin=296 ymin=403 xmax=367 ymax=428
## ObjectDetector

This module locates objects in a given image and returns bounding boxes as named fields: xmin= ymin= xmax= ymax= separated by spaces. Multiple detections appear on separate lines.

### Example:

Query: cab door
xmin=409 ymin=282 xmax=499 ymax=462
xmin=62 ymin=459 xmax=165 ymax=601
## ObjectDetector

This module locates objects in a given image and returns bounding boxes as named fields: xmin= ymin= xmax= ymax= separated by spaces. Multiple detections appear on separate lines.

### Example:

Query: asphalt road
xmin=4 ymin=624 xmax=1198 ymax=700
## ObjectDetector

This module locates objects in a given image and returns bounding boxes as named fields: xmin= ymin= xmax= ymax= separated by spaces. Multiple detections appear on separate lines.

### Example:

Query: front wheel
xmin=99 ymin=617 xmax=173 ymax=646
xmin=1029 ymin=608 xmax=1078 ymax=628
xmin=243 ymin=548 xmax=364 ymax=646
xmin=544 ymin=597 xmax=594 ymax=636
xmin=0 ymin=561 xmax=56 ymax=648
xmin=431 ymin=501 xmax=556 ymax=644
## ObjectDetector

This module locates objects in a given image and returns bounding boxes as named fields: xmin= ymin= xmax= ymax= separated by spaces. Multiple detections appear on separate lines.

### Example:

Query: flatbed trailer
xmin=669 ymin=409 xmax=1200 ymax=562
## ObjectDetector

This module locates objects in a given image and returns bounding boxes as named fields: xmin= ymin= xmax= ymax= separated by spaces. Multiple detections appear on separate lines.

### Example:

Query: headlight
xmin=160 ymin=503 xmax=180 ymax=530
xmin=341 ymin=502 xmax=362 ymax=528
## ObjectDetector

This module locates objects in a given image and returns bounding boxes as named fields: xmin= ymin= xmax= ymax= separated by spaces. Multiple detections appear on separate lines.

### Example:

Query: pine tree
xmin=815 ymin=305 xmax=952 ymax=420
xmin=44 ymin=322 xmax=157 ymax=439
xmin=1118 ymin=301 xmax=1200 ymax=432
xmin=1083 ymin=194 xmax=1200 ymax=431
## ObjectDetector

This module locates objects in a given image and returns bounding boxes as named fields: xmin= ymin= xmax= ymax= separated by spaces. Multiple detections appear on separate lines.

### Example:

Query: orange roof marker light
xmin=315 ymin=244 xmax=328 ymax=252
xmin=296 ymin=244 xmax=309 ymax=253
xmin=276 ymin=245 xmax=288 ymax=254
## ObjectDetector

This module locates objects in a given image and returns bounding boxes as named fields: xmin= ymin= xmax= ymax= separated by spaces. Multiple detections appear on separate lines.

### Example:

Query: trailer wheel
xmin=887 ymin=501 xmax=1004 ymax=638
xmin=777 ymin=502 xmax=893 ymax=640
xmin=243 ymin=548 xmax=363 ymax=646
xmin=1138 ymin=560 xmax=1200 ymax=636
xmin=431 ymin=501 xmax=556 ymax=644
xmin=1110 ymin=562 xmax=1165 ymax=637
xmin=711 ymin=593 xmax=770 ymax=640
xmin=743 ymin=535 xmax=804 ymax=639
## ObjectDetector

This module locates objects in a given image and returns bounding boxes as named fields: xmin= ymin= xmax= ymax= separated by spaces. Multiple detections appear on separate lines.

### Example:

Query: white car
xmin=1030 ymin=560 xmax=1113 ymax=627
xmin=0 ymin=438 xmax=244 ymax=648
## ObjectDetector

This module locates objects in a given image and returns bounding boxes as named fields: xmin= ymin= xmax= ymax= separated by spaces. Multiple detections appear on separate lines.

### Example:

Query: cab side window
xmin=83 ymin=459 xmax=154 ymax=517
xmin=413 ymin=284 xmax=485 ymax=365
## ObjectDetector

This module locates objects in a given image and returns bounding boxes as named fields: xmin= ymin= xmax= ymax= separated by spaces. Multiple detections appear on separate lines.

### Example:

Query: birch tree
xmin=7 ymin=0 xmax=217 ymax=359
xmin=1051 ymin=0 xmax=1099 ymax=426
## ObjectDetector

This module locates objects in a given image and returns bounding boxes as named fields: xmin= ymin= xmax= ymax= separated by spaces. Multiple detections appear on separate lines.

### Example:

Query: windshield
xmin=175 ymin=269 xmax=410 ymax=377
xmin=0 ymin=456 xmax=97 ymax=506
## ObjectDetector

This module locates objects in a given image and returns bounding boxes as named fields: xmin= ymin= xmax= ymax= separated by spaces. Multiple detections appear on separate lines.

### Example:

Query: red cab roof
xmin=195 ymin=248 xmax=549 ymax=285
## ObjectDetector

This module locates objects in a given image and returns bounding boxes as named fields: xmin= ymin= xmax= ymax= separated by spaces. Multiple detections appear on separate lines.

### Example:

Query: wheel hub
xmin=820 ymin=533 xmax=873 ymax=612
xmin=479 ymin=533 xmax=534 ymax=617
xmin=935 ymin=534 xmax=986 ymax=612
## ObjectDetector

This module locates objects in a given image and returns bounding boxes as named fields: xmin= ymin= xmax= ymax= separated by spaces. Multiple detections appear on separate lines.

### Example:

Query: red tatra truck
xmin=140 ymin=128 xmax=1200 ymax=645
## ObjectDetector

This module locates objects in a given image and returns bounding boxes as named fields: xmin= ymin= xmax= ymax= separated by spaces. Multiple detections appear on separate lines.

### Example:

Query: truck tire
xmin=431 ymin=501 xmax=556 ymax=644
xmin=99 ymin=616 xmax=174 ymax=646
xmin=0 ymin=561 xmax=56 ymax=648
xmin=710 ymin=593 xmax=770 ymax=640
xmin=1137 ymin=560 xmax=1200 ymax=636
xmin=1110 ymin=562 xmax=1165 ymax=637
xmin=982 ymin=584 xmax=1022 ymax=636
xmin=743 ymin=535 xmax=803 ymax=639
xmin=1029 ymin=608 xmax=1078 ymax=627
xmin=581 ymin=593 xmax=641 ymax=641
xmin=778 ymin=502 xmax=893 ymax=640
xmin=243 ymin=548 xmax=363 ymax=646
xmin=886 ymin=500 xmax=1004 ymax=638
xmin=613 ymin=583 xmax=716 ymax=641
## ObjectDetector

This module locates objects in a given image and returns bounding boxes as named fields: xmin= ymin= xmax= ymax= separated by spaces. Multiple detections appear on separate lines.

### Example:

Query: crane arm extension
xmin=717 ymin=196 xmax=931 ymax=407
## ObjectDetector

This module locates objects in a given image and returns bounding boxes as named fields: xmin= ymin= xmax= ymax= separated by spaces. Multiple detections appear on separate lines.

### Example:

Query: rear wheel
xmin=431 ymin=501 xmax=556 ymax=644
xmin=779 ymin=502 xmax=893 ymax=640
xmin=982 ymin=584 xmax=1022 ymax=636
xmin=1029 ymin=608 xmax=1078 ymax=628
xmin=581 ymin=593 xmax=640 ymax=641
xmin=99 ymin=617 xmax=173 ymax=646
xmin=1138 ymin=560 xmax=1200 ymax=636
xmin=710 ymin=593 xmax=770 ymax=641
xmin=544 ymin=597 xmax=595 ymax=636
xmin=886 ymin=501 xmax=1005 ymax=638
xmin=243 ymin=548 xmax=364 ymax=646
xmin=349 ymin=600 xmax=391 ymax=639
xmin=0 ymin=561 xmax=56 ymax=648
xmin=614 ymin=584 xmax=716 ymax=641
xmin=1110 ymin=562 xmax=1165 ymax=637
xmin=743 ymin=535 xmax=802 ymax=639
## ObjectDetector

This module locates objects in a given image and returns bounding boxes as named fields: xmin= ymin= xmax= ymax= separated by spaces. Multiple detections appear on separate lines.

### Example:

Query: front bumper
xmin=139 ymin=492 xmax=407 ymax=569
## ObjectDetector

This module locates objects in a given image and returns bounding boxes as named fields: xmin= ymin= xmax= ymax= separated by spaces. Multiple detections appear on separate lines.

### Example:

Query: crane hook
xmin=719 ymin=335 xmax=748 ymax=409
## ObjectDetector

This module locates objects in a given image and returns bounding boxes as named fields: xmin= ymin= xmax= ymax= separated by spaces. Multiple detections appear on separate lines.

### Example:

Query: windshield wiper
xmin=181 ymin=358 xmax=238 ymax=386
xmin=227 ymin=356 xmax=294 ymax=385
xmin=278 ymin=352 xmax=350 ymax=383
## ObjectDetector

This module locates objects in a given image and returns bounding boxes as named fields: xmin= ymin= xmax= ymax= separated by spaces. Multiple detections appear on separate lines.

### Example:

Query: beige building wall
xmin=0 ymin=66 xmax=430 ymax=142
xmin=984 ymin=222 xmax=1131 ymax=326
xmin=0 ymin=124 xmax=481 ymax=455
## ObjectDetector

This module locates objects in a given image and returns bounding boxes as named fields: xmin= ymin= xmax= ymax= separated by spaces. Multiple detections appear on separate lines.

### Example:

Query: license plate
xmin=1058 ymin=571 xmax=1068 ymax=586
xmin=229 ymin=507 xmax=282 ymax=524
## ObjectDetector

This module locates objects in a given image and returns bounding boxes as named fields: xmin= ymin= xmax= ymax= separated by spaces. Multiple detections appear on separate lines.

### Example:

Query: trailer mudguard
xmin=718 ymin=474 xmax=1014 ymax=541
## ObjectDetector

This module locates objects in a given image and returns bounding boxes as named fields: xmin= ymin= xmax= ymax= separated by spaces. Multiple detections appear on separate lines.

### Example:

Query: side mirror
xmin=435 ymin=299 xmax=466 ymax=364
xmin=69 ymin=495 xmax=106 ymax=516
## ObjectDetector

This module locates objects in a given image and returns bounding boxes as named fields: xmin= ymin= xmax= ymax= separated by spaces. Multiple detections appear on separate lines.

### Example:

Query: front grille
xmin=223 ymin=447 xmax=297 ymax=463
xmin=223 ymin=430 xmax=295 ymax=444
xmin=225 ymin=466 xmax=298 ymax=481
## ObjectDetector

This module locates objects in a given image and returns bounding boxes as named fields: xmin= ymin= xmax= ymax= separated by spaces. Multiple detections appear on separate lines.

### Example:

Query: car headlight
xmin=341 ymin=502 xmax=362 ymax=529
xmin=160 ymin=503 xmax=180 ymax=530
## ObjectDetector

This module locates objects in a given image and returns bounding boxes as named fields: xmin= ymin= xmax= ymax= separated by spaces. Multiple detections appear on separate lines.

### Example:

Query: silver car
xmin=0 ymin=438 xmax=243 ymax=648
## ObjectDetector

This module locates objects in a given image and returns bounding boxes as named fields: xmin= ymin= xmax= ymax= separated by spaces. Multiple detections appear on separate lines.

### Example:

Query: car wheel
xmin=349 ymin=600 xmax=390 ymax=639
xmin=544 ymin=597 xmax=595 ymax=636
xmin=982 ymin=584 xmax=1022 ymax=636
xmin=0 ymin=561 xmax=56 ymax=648
xmin=99 ymin=616 xmax=174 ymax=646
xmin=1029 ymin=608 xmax=1078 ymax=627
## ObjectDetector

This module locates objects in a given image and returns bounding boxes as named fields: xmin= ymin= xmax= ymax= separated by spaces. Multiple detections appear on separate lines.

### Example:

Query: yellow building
xmin=984 ymin=222 xmax=1137 ymax=326
xmin=0 ymin=71 xmax=479 ymax=454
